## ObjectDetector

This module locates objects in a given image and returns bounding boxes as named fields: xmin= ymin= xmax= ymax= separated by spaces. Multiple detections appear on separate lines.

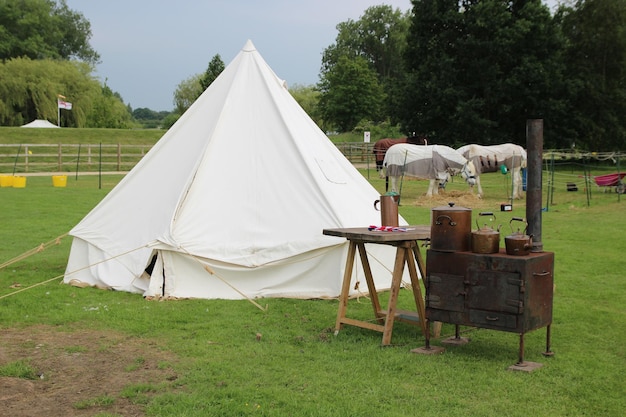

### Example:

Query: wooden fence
xmin=3 ymin=142 xmax=625 ymax=177
xmin=0 ymin=143 xmax=152 ymax=174
xmin=0 ymin=142 xmax=377 ymax=174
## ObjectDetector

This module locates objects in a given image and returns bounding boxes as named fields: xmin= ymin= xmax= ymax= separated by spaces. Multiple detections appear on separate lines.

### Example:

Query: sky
xmin=64 ymin=0 xmax=559 ymax=112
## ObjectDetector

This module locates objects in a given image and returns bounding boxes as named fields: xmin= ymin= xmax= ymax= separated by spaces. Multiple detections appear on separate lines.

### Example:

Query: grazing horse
xmin=372 ymin=135 xmax=428 ymax=171
xmin=456 ymin=143 xmax=527 ymax=199
xmin=373 ymin=138 xmax=407 ymax=171
xmin=381 ymin=144 xmax=477 ymax=197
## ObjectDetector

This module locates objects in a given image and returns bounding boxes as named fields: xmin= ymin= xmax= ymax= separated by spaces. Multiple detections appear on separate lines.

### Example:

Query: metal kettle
xmin=471 ymin=212 xmax=501 ymax=254
xmin=505 ymin=217 xmax=533 ymax=256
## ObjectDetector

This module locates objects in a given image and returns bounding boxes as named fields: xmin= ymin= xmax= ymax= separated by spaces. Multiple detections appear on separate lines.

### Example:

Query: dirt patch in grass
xmin=0 ymin=325 xmax=179 ymax=416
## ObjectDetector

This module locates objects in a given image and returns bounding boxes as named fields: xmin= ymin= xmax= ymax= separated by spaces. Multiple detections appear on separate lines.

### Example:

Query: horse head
xmin=460 ymin=160 xmax=477 ymax=186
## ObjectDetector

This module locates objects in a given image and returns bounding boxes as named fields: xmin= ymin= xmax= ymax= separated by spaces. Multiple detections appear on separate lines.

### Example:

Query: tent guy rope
xmin=1 ymin=238 xmax=150 ymax=300
xmin=0 ymin=233 xmax=68 ymax=270
xmin=176 ymin=245 xmax=268 ymax=312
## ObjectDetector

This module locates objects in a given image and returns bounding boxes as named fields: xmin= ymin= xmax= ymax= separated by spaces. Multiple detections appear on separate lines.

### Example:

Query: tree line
xmin=1 ymin=0 xmax=625 ymax=152
xmin=317 ymin=0 xmax=626 ymax=151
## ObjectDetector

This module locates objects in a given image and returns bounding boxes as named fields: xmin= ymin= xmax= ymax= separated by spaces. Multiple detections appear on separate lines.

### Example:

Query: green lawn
xmin=1 ymin=169 xmax=625 ymax=416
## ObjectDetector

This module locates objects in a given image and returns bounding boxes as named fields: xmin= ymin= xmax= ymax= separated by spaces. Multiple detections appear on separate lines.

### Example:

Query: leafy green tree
xmin=133 ymin=108 xmax=171 ymax=128
xmin=401 ymin=0 xmax=464 ymax=143
xmin=322 ymin=5 xmax=409 ymax=80
xmin=0 ymin=1 xmax=135 ymax=128
xmin=0 ymin=57 xmax=130 ymax=127
xmin=320 ymin=5 xmax=410 ymax=130
xmin=161 ymin=112 xmax=180 ymax=129
xmin=173 ymin=73 xmax=203 ymax=115
xmin=200 ymin=54 xmax=225 ymax=91
xmin=85 ymin=83 xmax=132 ymax=128
xmin=288 ymin=83 xmax=323 ymax=127
xmin=318 ymin=55 xmax=385 ymax=132
xmin=557 ymin=0 xmax=626 ymax=150
xmin=401 ymin=0 xmax=566 ymax=147
xmin=0 ymin=0 xmax=99 ymax=64
xmin=174 ymin=54 xmax=225 ymax=115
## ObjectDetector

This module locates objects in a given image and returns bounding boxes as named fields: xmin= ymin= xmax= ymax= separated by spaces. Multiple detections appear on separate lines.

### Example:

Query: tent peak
xmin=242 ymin=39 xmax=256 ymax=52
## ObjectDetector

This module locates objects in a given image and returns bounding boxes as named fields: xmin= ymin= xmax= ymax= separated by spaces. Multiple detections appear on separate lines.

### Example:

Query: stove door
xmin=467 ymin=268 xmax=523 ymax=314
xmin=427 ymin=272 xmax=466 ymax=312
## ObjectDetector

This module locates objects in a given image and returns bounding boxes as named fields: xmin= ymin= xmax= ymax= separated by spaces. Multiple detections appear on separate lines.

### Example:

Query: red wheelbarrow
xmin=593 ymin=172 xmax=626 ymax=193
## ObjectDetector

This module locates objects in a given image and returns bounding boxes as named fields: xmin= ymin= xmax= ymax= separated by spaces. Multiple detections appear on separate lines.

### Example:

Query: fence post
xmin=76 ymin=144 xmax=81 ymax=180
xmin=117 ymin=143 xmax=122 ymax=171
xmin=23 ymin=145 xmax=29 ymax=173
xmin=58 ymin=143 xmax=62 ymax=171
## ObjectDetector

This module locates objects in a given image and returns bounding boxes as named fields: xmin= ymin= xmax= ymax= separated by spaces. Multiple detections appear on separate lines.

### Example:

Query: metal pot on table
xmin=505 ymin=217 xmax=533 ymax=256
xmin=471 ymin=212 xmax=501 ymax=254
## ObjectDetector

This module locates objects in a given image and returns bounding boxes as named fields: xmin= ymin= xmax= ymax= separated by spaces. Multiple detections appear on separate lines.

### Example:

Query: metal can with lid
xmin=430 ymin=202 xmax=472 ymax=252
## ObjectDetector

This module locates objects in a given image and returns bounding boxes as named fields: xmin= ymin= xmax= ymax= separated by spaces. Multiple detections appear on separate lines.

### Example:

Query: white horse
xmin=381 ymin=144 xmax=477 ymax=197
xmin=457 ymin=143 xmax=527 ymax=199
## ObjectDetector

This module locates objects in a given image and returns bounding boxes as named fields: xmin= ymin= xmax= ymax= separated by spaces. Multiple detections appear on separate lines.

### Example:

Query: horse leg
xmin=389 ymin=176 xmax=399 ymax=193
xmin=426 ymin=179 xmax=436 ymax=197
xmin=475 ymin=176 xmax=483 ymax=198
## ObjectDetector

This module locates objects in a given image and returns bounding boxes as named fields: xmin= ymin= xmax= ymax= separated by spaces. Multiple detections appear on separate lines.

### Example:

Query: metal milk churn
xmin=374 ymin=192 xmax=400 ymax=226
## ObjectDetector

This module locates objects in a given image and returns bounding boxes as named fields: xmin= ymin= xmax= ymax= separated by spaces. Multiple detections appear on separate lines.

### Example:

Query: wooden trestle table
xmin=322 ymin=226 xmax=431 ymax=345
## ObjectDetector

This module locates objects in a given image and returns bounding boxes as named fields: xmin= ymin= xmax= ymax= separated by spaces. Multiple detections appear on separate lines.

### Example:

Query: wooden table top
xmin=322 ymin=225 xmax=431 ymax=243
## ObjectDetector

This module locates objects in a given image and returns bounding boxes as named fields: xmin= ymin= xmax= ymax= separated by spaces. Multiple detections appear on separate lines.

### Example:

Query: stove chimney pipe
xmin=526 ymin=119 xmax=543 ymax=252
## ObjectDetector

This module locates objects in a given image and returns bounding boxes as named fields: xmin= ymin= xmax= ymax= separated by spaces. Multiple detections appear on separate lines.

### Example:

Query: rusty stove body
xmin=421 ymin=120 xmax=555 ymax=370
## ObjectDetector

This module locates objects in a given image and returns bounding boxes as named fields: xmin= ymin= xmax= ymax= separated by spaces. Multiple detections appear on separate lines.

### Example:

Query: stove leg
xmin=517 ymin=333 xmax=525 ymax=365
xmin=441 ymin=323 xmax=469 ymax=346
xmin=543 ymin=324 xmax=554 ymax=357
xmin=508 ymin=332 xmax=543 ymax=372
xmin=411 ymin=318 xmax=445 ymax=354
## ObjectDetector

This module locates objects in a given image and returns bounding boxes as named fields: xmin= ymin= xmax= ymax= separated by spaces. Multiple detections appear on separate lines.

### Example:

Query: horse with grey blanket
xmin=381 ymin=144 xmax=477 ymax=197
xmin=456 ymin=143 xmax=527 ymax=199
xmin=372 ymin=135 xmax=428 ymax=171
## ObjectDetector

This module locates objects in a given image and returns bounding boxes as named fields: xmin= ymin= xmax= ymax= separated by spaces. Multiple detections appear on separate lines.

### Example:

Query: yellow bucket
xmin=12 ymin=176 xmax=26 ymax=188
xmin=0 ymin=175 xmax=14 ymax=187
xmin=52 ymin=175 xmax=67 ymax=187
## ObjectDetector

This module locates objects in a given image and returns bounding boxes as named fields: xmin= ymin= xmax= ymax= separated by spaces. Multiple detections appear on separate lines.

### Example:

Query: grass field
xmin=1 ymin=165 xmax=625 ymax=416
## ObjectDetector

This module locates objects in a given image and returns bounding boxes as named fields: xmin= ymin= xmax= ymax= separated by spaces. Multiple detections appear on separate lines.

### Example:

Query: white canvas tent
xmin=64 ymin=40 xmax=408 ymax=300
xmin=21 ymin=119 xmax=59 ymax=128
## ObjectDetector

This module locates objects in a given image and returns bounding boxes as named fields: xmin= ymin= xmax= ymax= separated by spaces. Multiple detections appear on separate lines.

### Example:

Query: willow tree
xmin=0 ymin=58 xmax=130 ymax=127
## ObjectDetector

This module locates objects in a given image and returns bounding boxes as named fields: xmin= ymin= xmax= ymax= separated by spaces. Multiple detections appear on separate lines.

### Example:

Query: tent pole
xmin=398 ymin=149 xmax=408 ymax=205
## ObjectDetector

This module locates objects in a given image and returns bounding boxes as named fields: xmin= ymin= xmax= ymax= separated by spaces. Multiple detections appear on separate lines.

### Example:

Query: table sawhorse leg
xmin=404 ymin=243 xmax=427 ymax=337
xmin=381 ymin=244 xmax=408 ymax=345
xmin=334 ymin=241 xmax=357 ymax=335
xmin=356 ymin=242 xmax=384 ymax=324
xmin=334 ymin=239 xmax=428 ymax=346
